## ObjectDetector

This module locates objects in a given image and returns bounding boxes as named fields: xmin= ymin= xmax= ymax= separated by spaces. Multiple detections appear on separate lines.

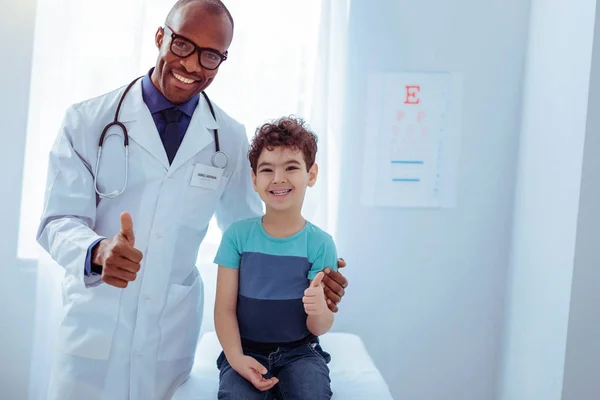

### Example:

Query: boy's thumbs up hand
xmin=303 ymin=271 xmax=327 ymax=316
xmin=310 ymin=271 xmax=325 ymax=288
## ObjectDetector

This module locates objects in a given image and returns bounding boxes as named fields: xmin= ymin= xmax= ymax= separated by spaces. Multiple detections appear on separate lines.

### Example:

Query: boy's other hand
xmin=322 ymin=258 xmax=348 ymax=313
xmin=231 ymin=355 xmax=278 ymax=391
xmin=303 ymin=272 xmax=327 ymax=316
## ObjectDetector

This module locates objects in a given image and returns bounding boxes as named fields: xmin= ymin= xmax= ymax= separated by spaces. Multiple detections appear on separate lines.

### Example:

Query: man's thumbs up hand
xmin=303 ymin=271 xmax=327 ymax=316
xmin=94 ymin=211 xmax=143 ymax=289
xmin=120 ymin=211 xmax=135 ymax=245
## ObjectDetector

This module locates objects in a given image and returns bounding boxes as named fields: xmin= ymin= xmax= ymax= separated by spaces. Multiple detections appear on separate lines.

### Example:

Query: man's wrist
xmin=90 ymin=262 xmax=103 ymax=275
xmin=91 ymin=239 xmax=107 ymax=274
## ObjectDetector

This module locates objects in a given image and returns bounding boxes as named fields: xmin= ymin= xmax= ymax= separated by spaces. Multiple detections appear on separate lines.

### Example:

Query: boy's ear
xmin=251 ymin=169 xmax=258 ymax=192
xmin=307 ymin=163 xmax=319 ymax=187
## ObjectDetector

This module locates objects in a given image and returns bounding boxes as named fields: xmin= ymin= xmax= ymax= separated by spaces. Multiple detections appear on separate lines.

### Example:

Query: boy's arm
xmin=304 ymin=272 xmax=334 ymax=336
xmin=214 ymin=266 xmax=244 ymax=363
xmin=214 ymin=265 xmax=279 ymax=391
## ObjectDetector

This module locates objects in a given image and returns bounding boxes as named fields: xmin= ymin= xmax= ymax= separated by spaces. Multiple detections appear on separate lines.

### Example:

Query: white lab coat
xmin=36 ymin=79 xmax=262 ymax=400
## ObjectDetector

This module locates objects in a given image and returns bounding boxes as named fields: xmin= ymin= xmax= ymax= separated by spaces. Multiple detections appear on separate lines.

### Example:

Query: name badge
xmin=190 ymin=163 xmax=223 ymax=190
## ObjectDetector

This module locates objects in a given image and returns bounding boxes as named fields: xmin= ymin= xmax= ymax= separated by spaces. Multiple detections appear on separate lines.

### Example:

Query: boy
xmin=213 ymin=116 xmax=338 ymax=399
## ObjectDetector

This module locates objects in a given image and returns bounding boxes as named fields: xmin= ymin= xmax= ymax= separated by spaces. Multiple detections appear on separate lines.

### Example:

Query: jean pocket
xmin=306 ymin=342 xmax=332 ymax=364
xmin=216 ymin=351 xmax=227 ymax=370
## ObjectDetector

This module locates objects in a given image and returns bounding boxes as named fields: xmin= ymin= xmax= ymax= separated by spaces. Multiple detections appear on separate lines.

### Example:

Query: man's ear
xmin=307 ymin=163 xmax=319 ymax=187
xmin=155 ymin=27 xmax=165 ymax=49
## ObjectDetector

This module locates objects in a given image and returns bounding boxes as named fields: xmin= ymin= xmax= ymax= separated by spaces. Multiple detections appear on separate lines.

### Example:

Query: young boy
xmin=213 ymin=116 xmax=338 ymax=399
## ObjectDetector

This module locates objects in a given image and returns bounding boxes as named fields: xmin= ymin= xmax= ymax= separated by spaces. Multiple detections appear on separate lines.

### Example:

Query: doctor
xmin=36 ymin=0 xmax=348 ymax=399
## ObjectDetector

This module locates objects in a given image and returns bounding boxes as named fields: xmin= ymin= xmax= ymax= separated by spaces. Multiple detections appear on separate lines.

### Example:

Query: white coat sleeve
xmin=214 ymin=130 xmax=263 ymax=232
xmin=36 ymin=105 xmax=104 ymax=287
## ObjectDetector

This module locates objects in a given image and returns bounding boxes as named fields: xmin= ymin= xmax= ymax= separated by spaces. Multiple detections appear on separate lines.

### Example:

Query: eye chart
xmin=361 ymin=72 xmax=463 ymax=208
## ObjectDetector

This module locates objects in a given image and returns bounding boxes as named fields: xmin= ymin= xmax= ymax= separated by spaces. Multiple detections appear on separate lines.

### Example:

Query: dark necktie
xmin=161 ymin=108 xmax=183 ymax=164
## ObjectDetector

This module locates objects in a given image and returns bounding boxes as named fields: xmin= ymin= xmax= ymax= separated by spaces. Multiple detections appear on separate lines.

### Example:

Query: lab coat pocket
xmin=180 ymin=164 xmax=229 ymax=229
xmin=157 ymin=274 xmax=204 ymax=361
xmin=56 ymin=276 xmax=122 ymax=360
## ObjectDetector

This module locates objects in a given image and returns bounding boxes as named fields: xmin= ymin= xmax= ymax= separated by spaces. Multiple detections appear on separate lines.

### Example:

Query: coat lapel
xmin=167 ymin=95 xmax=217 ymax=175
xmin=116 ymin=80 xmax=217 ymax=173
xmin=118 ymin=80 xmax=170 ymax=170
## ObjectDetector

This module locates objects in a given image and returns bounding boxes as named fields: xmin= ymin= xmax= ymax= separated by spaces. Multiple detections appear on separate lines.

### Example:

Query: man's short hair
xmin=166 ymin=0 xmax=234 ymax=31
xmin=249 ymin=116 xmax=318 ymax=173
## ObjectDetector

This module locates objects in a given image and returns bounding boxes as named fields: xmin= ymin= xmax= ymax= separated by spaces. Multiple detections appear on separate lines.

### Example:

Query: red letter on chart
xmin=404 ymin=85 xmax=421 ymax=105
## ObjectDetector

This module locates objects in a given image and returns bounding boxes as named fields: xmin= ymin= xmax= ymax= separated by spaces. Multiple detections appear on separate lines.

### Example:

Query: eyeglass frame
xmin=163 ymin=25 xmax=228 ymax=70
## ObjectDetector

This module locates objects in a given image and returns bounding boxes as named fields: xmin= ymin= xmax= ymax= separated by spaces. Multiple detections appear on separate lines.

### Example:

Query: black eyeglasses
xmin=164 ymin=26 xmax=228 ymax=70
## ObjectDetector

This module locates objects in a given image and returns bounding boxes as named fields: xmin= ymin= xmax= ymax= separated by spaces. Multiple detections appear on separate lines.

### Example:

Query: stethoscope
xmin=94 ymin=76 xmax=227 ymax=199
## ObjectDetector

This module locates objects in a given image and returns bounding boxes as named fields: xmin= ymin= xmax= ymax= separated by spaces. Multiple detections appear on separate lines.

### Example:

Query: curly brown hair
xmin=248 ymin=116 xmax=318 ymax=173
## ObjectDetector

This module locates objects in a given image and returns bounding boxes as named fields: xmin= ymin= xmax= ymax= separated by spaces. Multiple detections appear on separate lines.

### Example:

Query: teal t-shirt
xmin=214 ymin=217 xmax=338 ymax=344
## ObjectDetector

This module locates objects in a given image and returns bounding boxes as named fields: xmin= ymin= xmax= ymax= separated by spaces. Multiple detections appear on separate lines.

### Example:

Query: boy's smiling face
xmin=252 ymin=146 xmax=318 ymax=212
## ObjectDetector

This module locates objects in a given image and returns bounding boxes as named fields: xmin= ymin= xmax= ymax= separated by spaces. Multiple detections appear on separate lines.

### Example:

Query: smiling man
xmin=151 ymin=0 xmax=233 ymax=104
xmin=36 ymin=0 xmax=349 ymax=399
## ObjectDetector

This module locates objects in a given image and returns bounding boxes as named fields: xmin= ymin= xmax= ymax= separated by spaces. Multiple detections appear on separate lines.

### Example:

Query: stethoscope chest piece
xmin=212 ymin=151 xmax=228 ymax=169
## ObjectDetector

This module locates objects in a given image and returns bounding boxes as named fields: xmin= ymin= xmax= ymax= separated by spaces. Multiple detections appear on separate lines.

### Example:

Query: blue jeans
xmin=216 ymin=342 xmax=332 ymax=400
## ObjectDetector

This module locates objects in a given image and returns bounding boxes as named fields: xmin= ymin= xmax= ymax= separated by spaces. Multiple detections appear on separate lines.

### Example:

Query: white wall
xmin=562 ymin=5 xmax=600 ymax=398
xmin=498 ymin=1 xmax=597 ymax=399
xmin=0 ymin=1 xmax=38 ymax=400
xmin=334 ymin=0 xmax=531 ymax=399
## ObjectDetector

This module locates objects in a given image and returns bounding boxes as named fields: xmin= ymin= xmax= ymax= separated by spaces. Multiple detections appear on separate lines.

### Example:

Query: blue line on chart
xmin=391 ymin=160 xmax=424 ymax=164
xmin=392 ymin=178 xmax=420 ymax=182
